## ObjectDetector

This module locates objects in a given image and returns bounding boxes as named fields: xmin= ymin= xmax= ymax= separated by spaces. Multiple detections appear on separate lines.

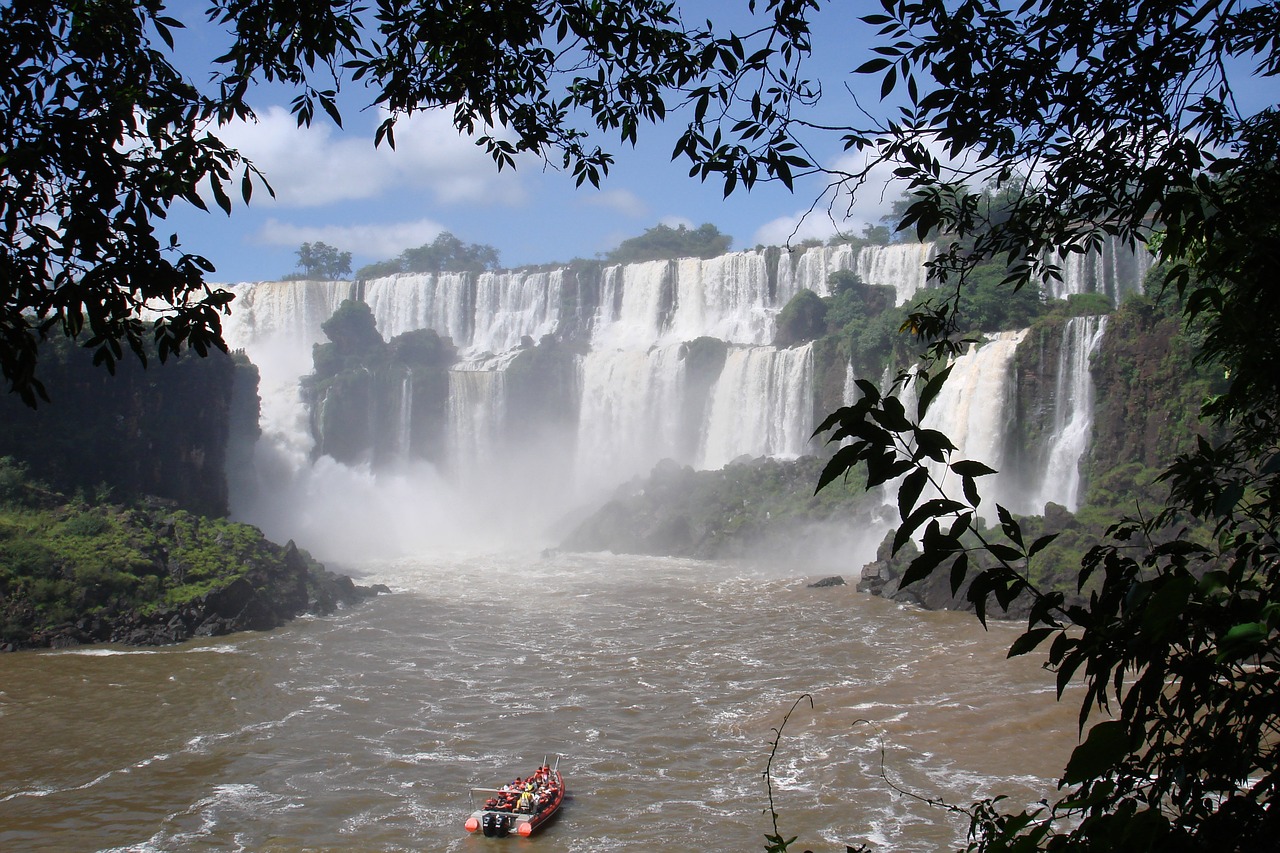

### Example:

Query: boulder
xmin=807 ymin=576 xmax=846 ymax=588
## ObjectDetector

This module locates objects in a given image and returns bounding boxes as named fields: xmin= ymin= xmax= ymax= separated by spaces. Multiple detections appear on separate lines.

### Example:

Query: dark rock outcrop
xmin=807 ymin=576 xmax=846 ymax=588
xmin=0 ymin=337 xmax=244 ymax=516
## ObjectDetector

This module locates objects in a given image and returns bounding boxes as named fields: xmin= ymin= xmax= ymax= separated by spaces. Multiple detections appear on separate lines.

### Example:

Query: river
xmin=0 ymin=551 xmax=1079 ymax=852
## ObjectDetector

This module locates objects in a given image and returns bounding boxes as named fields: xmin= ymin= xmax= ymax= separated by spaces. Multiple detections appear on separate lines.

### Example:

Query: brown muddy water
xmin=0 ymin=551 xmax=1081 ymax=852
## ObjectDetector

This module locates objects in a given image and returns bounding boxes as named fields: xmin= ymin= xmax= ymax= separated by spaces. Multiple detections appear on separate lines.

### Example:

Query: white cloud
xmin=751 ymin=148 xmax=910 ymax=247
xmin=254 ymin=218 xmax=447 ymax=259
xmin=579 ymin=188 xmax=648 ymax=218
xmin=658 ymin=214 xmax=695 ymax=230
xmin=217 ymin=107 xmax=529 ymax=208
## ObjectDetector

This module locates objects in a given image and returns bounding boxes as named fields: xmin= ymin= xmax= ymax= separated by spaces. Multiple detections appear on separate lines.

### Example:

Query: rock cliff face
xmin=560 ymin=455 xmax=883 ymax=568
xmin=0 ymin=339 xmax=246 ymax=516
xmin=1086 ymin=297 xmax=1218 ymax=479
xmin=301 ymin=300 xmax=459 ymax=469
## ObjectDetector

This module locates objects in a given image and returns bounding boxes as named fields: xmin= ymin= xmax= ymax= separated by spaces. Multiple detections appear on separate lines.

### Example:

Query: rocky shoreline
xmin=2 ymin=539 xmax=388 ymax=652
xmin=0 ymin=487 xmax=390 ymax=652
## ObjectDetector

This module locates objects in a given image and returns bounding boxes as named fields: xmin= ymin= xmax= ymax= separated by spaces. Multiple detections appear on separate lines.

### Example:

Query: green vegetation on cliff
xmin=356 ymin=233 xmax=501 ymax=280
xmin=0 ymin=458 xmax=375 ymax=651
xmin=604 ymin=223 xmax=732 ymax=264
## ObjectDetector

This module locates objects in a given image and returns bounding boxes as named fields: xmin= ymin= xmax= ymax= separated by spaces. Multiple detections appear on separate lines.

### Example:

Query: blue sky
xmin=161 ymin=3 xmax=901 ymax=283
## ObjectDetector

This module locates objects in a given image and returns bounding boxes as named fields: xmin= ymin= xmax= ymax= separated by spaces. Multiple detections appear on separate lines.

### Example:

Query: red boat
xmin=464 ymin=759 xmax=564 ymax=838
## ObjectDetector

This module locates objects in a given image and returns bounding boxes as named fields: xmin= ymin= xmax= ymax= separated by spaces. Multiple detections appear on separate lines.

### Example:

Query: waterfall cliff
xmin=219 ymin=237 xmax=1139 ymax=555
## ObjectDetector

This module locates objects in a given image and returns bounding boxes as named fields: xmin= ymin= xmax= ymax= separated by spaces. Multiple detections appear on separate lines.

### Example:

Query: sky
xmin=161 ymin=3 xmax=901 ymax=284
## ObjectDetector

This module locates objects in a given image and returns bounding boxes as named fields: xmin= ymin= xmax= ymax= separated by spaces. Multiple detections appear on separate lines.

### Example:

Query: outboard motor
xmin=481 ymin=813 xmax=497 ymax=837
xmin=495 ymin=815 xmax=511 ymax=837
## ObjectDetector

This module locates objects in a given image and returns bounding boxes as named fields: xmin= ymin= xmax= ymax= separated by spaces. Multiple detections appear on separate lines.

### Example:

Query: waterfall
xmin=575 ymin=345 xmax=688 ymax=494
xmin=668 ymin=252 xmax=775 ymax=344
xmin=1030 ymin=316 xmax=1108 ymax=512
xmin=699 ymin=344 xmax=815 ymax=469
xmin=590 ymin=260 xmax=672 ymax=350
xmin=216 ymin=236 xmax=1121 ymax=558
xmin=1049 ymin=237 xmax=1153 ymax=304
xmin=842 ymin=360 xmax=857 ymax=406
xmin=447 ymin=355 xmax=512 ymax=482
xmin=396 ymin=368 xmax=413 ymax=462
xmin=222 ymin=279 xmax=360 ymax=470
xmin=470 ymin=269 xmax=563 ymax=354
xmin=222 ymin=279 xmax=360 ymax=350
xmin=771 ymin=242 xmax=935 ymax=307
xmin=856 ymin=242 xmax=936 ymax=306
xmin=221 ymin=279 xmax=464 ymax=559
xmin=776 ymin=243 xmax=855 ymax=303
xmin=922 ymin=330 xmax=1029 ymax=520
xmin=364 ymin=272 xmax=473 ymax=345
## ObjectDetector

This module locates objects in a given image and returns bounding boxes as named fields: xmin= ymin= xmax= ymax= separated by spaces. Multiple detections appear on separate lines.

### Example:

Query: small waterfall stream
xmin=1030 ymin=316 xmax=1108 ymax=512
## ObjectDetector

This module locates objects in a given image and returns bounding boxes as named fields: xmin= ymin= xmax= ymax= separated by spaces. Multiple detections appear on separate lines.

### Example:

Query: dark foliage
xmin=356 ymin=232 xmax=501 ymax=279
xmin=604 ymin=223 xmax=733 ymax=263
xmin=800 ymin=2 xmax=1280 ymax=850
xmin=774 ymin=288 xmax=827 ymax=347
xmin=290 ymin=241 xmax=353 ymax=280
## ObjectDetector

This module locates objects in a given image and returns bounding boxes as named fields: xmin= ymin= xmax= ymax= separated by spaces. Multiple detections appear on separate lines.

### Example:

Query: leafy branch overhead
xmin=809 ymin=2 xmax=1280 ymax=850
xmin=0 ymin=0 xmax=818 ymax=403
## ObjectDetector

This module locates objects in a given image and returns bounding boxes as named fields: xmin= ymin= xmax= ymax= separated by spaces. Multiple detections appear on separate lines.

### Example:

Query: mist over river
xmin=1 ymin=551 xmax=1079 ymax=852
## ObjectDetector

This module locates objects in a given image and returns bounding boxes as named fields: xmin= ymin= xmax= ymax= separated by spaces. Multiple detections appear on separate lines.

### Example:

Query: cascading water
xmin=1028 ymin=316 xmax=1108 ymax=512
xmin=699 ymin=344 xmax=815 ymax=469
xmin=591 ymin=260 xmax=672 ymax=350
xmin=218 ymin=236 xmax=1145 ymax=560
xmin=1048 ymin=236 xmax=1153 ymax=303
xmin=842 ymin=359 xmax=858 ymax=407
xmin=364 ymin=271 xmax=473 ymax=344
xmin=470 ymin=269 xmax=563 ymax=354
xmin=668 ymin=252 xmax=775 ymax=344
xmin=221 ymin=279 xmax=359 ymax=473
xmin=396 ymin=368 xmax=413 ymax=462
xmin=447 ymin=356 xmax=509 ymax=483
xmin=776 ymin=243 xmax=854 ymax=303
xmin=574 ymin=344 xmax=689 ymax=494
xmin=856 ymin=242 xmax=937 ymax=305
xmin=220 ymin=279 xmax=460 ymax=561
xmin=922 ymin=330 xmax=1029 ymax=521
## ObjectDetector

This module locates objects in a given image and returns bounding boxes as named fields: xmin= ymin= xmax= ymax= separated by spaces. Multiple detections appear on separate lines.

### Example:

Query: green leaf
xmin=1140 ymin=574 xmax=1195 ymax=638
xmin=1027 ymin=533 xmax=1058 ymax=558
xmin=917 ymin=364 xmax=952 ymax=420
xmin=898 ymin=467 xmax=928 ymax=521
xmin=1008 ymin=627 xmax=1055 ymax=658
xmin=950 ymin=460 xmax=997 ymax=478
xmin=1216 ymin=621 xmax=1268 ymax=661
xmin=1063 ymin=720 xmax=1130 ymax=784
